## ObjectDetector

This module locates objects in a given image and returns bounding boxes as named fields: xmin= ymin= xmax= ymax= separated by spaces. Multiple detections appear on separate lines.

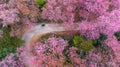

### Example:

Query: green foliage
xmin=79 ymin=40 xmax=93 ymax=52
xmin=73 ymin=35 xmax=85 ymax=45
xmin=114 ymin=32 xmax=120 ymax=37
xmin=99 ymin=33 xmax=107 ymax=41
xmin=0 ymin=47 xmax=16 ymax=60
xmin=93 ymin=33 xmax=107 ymax=48
xmin=35 ymin=0 xmax=46 ymax=7
xmin=63 ymin=34 xmax=94 ymax=60
xmin=73 ymin=35 xmax=94 ymax=52
xmin=0 ymin=26 xmax=23 ymax=60
xmin=0 ymin=23 xmax=3 ymax=29
xmin=93 ymin=39 xmax=102 ymax=47
xmin=114 ymin=31 xmax=120 ymax=40
xmin=63 ymin=34 xmax=107 ymax=60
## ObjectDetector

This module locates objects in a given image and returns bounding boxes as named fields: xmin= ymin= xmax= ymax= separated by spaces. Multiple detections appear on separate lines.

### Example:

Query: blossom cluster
xmin=78 ymin=9 xmax=120 ymax=39
xmin=28 ymin=37 xmax=69 ymax=67
xmin=41 ymin=0 xmax=90 ymax=23
xmin=18 ymin=37 xmax=88 ymax=67
xmin=0 ymin=53 xmax=25 ymax=67
xmin=41 ymin=0 xmax=119 ymax=22
xmin=40 ymin=0 xmax=120 ymax=67
xmin=0 ymin=1 xmax=20 ymax=26
xmin=41 ymin=0 xmax=120 ymax=39
xmin=0 ymin=0 xmax=120 ymax=67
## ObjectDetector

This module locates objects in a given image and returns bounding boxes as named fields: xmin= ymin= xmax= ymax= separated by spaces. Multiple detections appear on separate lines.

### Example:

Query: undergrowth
xmin=0 ymin=25 xmax=23 ymax=60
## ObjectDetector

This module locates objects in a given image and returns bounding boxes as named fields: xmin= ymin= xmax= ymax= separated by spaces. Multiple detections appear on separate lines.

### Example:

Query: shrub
xmin=93 ymin=33 xmax=107 ymax=48
xmin=0 ymin=3 xmax=20 ymax=26
xmin=0 ymin=53 xmax=25 ymax=67
xmin=41 ymin=0 xmax=118 ymax=23
xmin=62 ymin=34 xmax=94 ymax=59
xmin=73 ymin=35 xmax=85 ymax=45
xmin=29 ymin=37 xmax=69 ymax=67
xmin=73 ymin=35 xmax=94 ymax=52
xmin=79 ymin=40 xmax=93 ymax=52
xmin=114 ymin=31 xmax=120 ymax=40
xmin=0 ymin=26 xmax=23 ymax=60
xmin=35 ymin=0 xmax=46 ymax=7
xmin=0 ymin=47 xmax=16 ymax=61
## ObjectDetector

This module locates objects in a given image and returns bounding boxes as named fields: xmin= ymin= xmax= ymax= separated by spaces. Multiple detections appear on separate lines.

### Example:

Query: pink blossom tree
xmin=0 ymin=3 xmax=20 ymax=26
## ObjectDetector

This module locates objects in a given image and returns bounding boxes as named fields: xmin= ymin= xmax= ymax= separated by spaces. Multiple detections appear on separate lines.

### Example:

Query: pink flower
xmin=0 ymin=53 xmax=25 ymax=67
xmin=0 ymin=3 xmax=20 ymax=26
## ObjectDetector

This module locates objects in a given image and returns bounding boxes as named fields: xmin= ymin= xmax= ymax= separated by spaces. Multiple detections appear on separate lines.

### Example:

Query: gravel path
xmin=21 ymin=23 xmax=66 ymax=67
xmin=22 ymin=23 xmax=65 ymax=45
